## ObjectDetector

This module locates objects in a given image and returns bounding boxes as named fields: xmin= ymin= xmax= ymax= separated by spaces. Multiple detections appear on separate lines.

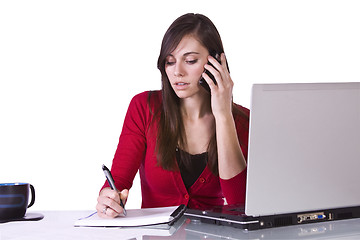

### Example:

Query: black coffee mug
xmin=0 ymin=183 xmax=35 ymax=220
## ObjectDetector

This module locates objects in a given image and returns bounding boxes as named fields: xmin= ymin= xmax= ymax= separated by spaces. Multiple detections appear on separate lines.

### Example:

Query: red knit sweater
xmin=102 ymin=91 xmax=249 ymax=209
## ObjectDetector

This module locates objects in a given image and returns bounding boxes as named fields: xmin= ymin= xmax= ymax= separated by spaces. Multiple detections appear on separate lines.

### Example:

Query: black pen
xmin=102 ymin=164 xmax=127 ymax=216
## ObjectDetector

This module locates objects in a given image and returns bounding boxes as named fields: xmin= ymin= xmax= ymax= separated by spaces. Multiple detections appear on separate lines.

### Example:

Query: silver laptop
xmin=185 ymin=82 xmax=360 ymax=230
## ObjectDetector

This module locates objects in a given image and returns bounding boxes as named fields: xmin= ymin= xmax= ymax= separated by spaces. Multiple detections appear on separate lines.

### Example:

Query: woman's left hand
xmin=202 ymin=53 xmax=234 ymax=119
xmin=202 ymin=53 xmax=246 ymax=179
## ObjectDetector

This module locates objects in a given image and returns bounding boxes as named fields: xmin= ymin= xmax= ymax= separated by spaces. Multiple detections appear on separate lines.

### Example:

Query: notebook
xmin=185 ymin=82 xmax=360 ymax=230
xmin=75 ymin=205 xmax=186 ymax=227
xmin=74 ymin=208 xmax=186 ymax=239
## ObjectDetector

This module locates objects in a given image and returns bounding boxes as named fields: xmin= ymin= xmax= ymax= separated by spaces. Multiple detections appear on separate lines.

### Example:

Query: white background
xmin=1 ymin=0 xmax=359 ymax=211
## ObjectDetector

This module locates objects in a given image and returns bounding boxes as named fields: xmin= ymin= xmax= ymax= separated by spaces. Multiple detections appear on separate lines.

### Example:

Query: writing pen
xmin=102 ymin=164 xmax=127 ymax=216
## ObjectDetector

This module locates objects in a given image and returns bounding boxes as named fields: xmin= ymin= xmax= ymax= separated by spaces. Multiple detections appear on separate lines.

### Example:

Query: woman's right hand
xmin=96 ymin=187 xmax=129 ymax=218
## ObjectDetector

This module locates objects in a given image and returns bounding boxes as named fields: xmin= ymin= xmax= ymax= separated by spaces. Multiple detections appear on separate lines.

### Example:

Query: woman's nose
xmin=174 ymin=63 xmax=185 ymax=77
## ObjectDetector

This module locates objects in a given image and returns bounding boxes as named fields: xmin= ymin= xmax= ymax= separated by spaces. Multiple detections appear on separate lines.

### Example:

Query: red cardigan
xmin=102 ymin=91 xmax=249 ymax=209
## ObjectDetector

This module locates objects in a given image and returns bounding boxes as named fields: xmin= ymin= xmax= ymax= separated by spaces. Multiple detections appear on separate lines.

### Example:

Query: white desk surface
xmin=1 ymin=210 xmax=360 ymax=240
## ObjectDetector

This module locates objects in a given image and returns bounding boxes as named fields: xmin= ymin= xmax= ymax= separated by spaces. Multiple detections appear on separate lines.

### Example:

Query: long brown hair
xmin=154 ymin=13 xmax=243 ymax=175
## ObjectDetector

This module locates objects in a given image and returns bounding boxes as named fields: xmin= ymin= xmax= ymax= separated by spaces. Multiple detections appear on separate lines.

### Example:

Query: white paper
xmin=74 ymin=206 xmax=179 ymax=227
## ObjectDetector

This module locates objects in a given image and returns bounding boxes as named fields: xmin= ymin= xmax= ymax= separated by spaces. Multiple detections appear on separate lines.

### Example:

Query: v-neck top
xmin=101 ymin=91 xmax=249 ymax=209
xmin=176 ymin=148 xmax=208 ymax=189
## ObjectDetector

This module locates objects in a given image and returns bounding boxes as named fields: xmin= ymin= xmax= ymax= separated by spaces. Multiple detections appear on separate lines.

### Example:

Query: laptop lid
xmin=246 ymin=82 xmax=360 ymax=217
xmin=184 ymin=82 xmax=360 ymax=230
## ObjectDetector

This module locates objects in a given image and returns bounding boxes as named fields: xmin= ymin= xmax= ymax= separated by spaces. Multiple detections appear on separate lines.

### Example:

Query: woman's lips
xmin=174 ymin=82 xmax=190 ymax=90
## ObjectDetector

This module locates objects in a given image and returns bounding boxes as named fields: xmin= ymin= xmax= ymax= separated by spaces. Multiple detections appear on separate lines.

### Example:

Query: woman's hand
xmin=202 ymin=53 xmax=246 ymax=179
xmin=96 ymin=187 xmax=128 ymax=218
xmin=202 ymin=53 xmax=233 ymax=119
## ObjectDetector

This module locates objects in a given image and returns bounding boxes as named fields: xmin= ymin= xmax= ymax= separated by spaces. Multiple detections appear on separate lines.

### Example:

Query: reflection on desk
xmin=183 ymin=217 xmax=360 ymax=240
xmin=1 ymin=211 xmax=360 ymax=240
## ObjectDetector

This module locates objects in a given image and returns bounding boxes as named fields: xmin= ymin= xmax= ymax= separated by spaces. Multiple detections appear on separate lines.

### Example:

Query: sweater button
xmin=184 ymin=194 xmax=189 ymax=199
xmin=199 ymin=177 xmax=206 ymax=183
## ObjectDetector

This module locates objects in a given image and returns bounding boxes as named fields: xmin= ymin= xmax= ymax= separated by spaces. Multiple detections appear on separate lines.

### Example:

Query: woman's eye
xmin=166 ymin=61 xmax=175 ymax=66
xmin=186 ymin=59 xmax=198 ymax=64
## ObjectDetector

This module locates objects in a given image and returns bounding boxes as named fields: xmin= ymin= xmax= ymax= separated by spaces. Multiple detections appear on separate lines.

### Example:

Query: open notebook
xmin=75 ymin=205 xmax=186 ymax=228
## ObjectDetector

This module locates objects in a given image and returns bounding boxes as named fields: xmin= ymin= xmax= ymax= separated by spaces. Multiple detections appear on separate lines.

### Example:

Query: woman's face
xmin=165 ymin=35 xmax=209 ymax=99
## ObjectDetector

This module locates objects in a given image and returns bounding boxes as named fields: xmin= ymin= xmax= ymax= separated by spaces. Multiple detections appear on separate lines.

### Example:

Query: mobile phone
xmin=199 ymin=52 xmax=221 ymax=92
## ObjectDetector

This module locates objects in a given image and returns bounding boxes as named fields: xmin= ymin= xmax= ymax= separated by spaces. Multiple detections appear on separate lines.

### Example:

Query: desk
xmin=1 ymin=211 xmax=360 ymax=239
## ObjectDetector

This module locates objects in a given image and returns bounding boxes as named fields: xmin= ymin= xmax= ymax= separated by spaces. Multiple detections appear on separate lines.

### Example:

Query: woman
xmin=96 ymin=13 xmax=249 ymax=218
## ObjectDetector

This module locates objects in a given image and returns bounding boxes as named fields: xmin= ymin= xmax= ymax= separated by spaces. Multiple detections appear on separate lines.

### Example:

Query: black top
xmin=176 ymin=148 xmax=207 ymax=189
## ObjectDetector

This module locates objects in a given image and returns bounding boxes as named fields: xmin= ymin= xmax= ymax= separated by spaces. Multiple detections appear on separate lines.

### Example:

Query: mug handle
xmin=28 ymin=184 xmax=35 ymax=208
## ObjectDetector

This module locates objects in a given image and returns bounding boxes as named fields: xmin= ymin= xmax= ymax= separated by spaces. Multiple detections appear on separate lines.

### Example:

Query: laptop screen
xmin=245 ymin=82 xmax=360 ymax=216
